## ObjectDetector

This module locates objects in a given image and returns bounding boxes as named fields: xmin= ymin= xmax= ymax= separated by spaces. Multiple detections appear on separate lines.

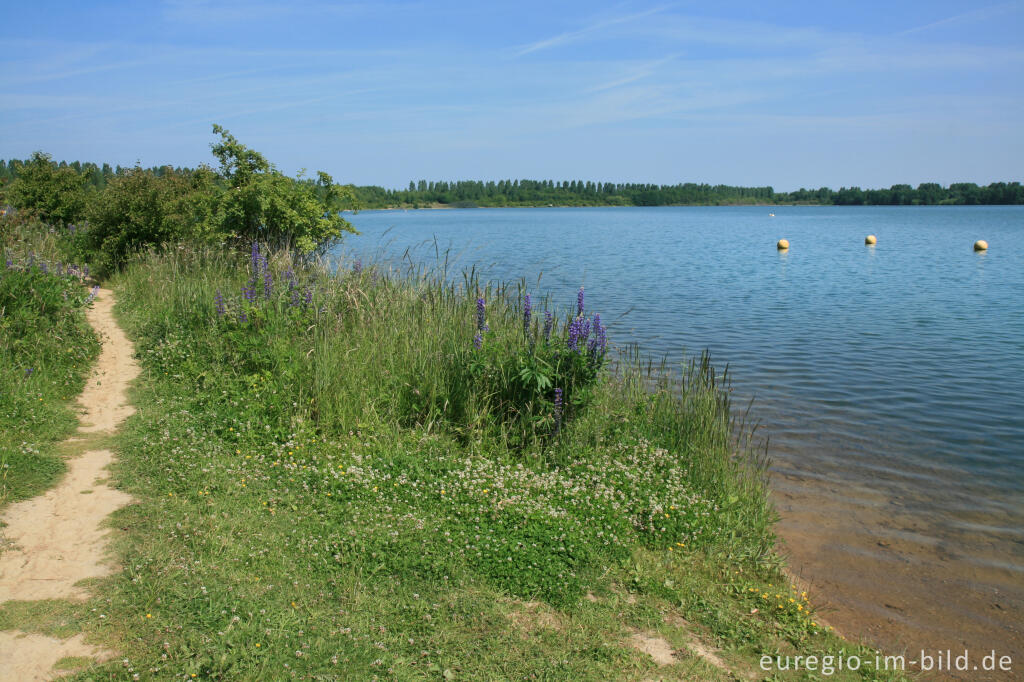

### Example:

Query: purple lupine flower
xmin=284 ymin=269 xmax=296 ymax=291
xmin=595 ymin=314 xmax=606 ymax=354
xmin=215 ymin=290 xmax=225 ymax=316
xmin=263 ymin=267 xmax=273 ymax=299
xmin=24 ymin=367 xmax=33 ymax=378
xmin=303 ymin=287 xmax=313 ymax=308
xmin=476 ymin=297 xmax=489 ymax=332
xmin=553 ymin=387 xmax=563 ymax=433
xmin=473 ymin=333 xmax=483 ymax=350
xmin=588 ymin=313 xmax=607 ymax=356
xmin=5 ymin=259 xmax=11 ymax=269
xmin=238 ymin=310 xmax=248 ymax=323
xmin=522 ymin=294 xmax=532 ymax=338
xmin=576 ymin=286 xmax=585 ymax=316
xmin=567 ymin=317 xmax=582 ymax=352
xmin=353 ymin=260 xmax=363 ymax=276
xmin=543 ymin=311 xmax=554 ymax=343
xmin=580 ymin=316 xmax=591 ymax=345
xmin=242 ymin=285 xmax=256 ymax=303
xmin=290 ymin=289 xmax=301 ymax=307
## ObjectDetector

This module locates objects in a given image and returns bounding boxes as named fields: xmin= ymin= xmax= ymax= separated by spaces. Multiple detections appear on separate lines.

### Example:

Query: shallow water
xmin=335 ymin=206 xmax=1024 ymax=669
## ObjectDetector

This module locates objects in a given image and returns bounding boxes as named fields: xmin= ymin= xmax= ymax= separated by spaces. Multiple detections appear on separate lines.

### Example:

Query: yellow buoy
xmin=865 ymin=235 xmax=877 ymax=245
xmin=777 ymin=239 xmax=789 ymax=250
xmin=974 ymin=240 xmax=988 ymax=251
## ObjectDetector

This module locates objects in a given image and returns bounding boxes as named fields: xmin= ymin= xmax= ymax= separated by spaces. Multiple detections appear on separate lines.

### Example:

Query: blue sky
xmin=1 ymin=0 xmax=1022 ymax=190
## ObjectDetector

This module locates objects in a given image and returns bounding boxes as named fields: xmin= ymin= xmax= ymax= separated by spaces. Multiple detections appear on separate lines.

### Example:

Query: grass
xmin=0 ymin=217 xmax=100 ymax=510
xmin=0 ymin=226 xmax=910 ymax=679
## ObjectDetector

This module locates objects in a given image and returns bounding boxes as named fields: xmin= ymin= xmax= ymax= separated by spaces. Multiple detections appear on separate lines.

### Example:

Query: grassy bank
xmin=0 ymin=217 xmax=100 ymax=509
xmin=0 ymin=233 xmax=909 ymax=680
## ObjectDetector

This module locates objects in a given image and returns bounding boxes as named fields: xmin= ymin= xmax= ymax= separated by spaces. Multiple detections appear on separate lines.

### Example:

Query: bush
xmin=6 ymin=151 xmax=88 ymax=225
xmin=464 ymin=288 xmax=607 ymax=439
xmin=210 ymin=125 xmax=358 ymax=254
xmin=84 ymin=166 xmax=220 ymax=277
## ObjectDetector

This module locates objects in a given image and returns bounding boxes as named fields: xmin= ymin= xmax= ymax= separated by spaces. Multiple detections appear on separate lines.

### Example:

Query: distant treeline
xmin=2 ymin=158 xmax=1022 ymax=207
xmin=354 ymin=179 xmax=1024 ymax=207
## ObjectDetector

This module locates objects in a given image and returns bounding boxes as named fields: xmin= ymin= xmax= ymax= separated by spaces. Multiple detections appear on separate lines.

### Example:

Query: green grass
xmin=0 ymin=231 xmax=908 ymax=679
xmin=0 ymin=223 xmax=100 ymax=510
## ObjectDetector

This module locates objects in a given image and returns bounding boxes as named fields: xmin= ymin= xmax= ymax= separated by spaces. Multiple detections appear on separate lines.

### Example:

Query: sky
xmin=1 ymin=0 xmax=1022 ymax=191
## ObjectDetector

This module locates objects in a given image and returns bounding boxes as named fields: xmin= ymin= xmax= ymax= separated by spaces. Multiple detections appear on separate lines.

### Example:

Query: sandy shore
xmin=773 ymin=471 xmax=1024 ymax=681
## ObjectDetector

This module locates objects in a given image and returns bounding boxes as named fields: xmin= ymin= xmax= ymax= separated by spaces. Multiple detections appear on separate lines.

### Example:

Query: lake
xmin=333 ymin=205 xmax=1024 ymax=666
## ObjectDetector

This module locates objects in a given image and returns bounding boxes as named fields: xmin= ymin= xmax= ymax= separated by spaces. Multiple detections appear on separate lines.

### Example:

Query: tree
xmin=85 ymin=166 xmax=220 ymax=276
xmin=7 ymin=151 xmax=88 ymax=224
xmin=209 ymin=124 xmax=358 ymax=253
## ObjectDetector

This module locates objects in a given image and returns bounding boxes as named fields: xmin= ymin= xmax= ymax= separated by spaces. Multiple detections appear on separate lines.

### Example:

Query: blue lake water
xmin=333 ymin=206 xmax=1024 ymax=655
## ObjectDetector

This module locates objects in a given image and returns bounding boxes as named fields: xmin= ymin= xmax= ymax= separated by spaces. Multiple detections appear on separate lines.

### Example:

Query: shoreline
xmin=351 ymin=202 xmax=1017 ymax=211
xmin=770 ymin=457 xmax=1024 ymax=681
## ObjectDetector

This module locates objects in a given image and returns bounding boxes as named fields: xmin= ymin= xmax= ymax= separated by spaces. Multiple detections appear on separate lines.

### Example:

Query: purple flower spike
xmin=243 ymin=285 xmax=256 ymax=303
xmin=238 ymin=310 xmax=248 ymax=323
xmin=353 ymin=260 xmax=363 ymax=276
xmin=587 ymin=313 xmax=607 ymax=356
xmin=215 ymin=290 xmax=225 ymax=316
xmin=473 ymin=333 xmax=483 ymax=350
xmin=303 ymin=287 xmax=313 ymax=308
xmin=577 ymin=286 xmax=585 ymax=316
xmin=543 ymin=311 xmax=554 ymax=342
xmin=567 ymin=317 xmax=582 ymax=352
xmin=476 ymin=297 xmax=488 ymax=332
xmin=522 ymin=294 xmax=532 ymax=338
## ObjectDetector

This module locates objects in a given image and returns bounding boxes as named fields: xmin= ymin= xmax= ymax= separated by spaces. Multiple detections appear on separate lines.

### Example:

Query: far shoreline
xmin=349 ymin=202 xmax=1013 ymax=211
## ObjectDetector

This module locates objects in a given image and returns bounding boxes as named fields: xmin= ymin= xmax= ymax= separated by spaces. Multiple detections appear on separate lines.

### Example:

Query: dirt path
xmin=0 ymin=288 xmax=138 ymax=680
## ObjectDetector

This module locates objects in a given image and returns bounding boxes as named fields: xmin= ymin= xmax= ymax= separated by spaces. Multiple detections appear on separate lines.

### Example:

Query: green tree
xmin=210 ymin=124 xmax=358 ymax=253
xmin=85 ymin=166 xmax=221 ymax=276
xmin=7 ymin=151 xmax=88 ymax=224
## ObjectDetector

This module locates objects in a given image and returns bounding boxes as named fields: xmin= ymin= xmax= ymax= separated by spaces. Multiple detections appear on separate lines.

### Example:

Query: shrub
xmin=210 ymin=125 xmax=358 ymax=254
xmin=465 ymin=288 xmax=608 ymax=439
xmin=6 ymin=151 xmax=88 ymax=225
xmin=84 ymin=166 xmax=220 ymax=276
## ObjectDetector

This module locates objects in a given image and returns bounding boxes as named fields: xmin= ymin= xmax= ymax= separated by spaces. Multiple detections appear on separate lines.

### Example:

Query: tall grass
xmin=0 ymin=218 xmax=100 ymax=508
xmin=114 ymin=242 xmax=776 ymax=568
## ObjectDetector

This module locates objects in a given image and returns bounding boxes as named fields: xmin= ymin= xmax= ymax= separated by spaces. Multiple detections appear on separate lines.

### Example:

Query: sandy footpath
xmin=0 ymin=289 xmax=138 ymax=681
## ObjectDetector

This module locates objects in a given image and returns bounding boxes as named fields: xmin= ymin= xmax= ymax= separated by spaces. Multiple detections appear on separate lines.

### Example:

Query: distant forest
xmin=2 ymin=158 xmax=1022 ymax=208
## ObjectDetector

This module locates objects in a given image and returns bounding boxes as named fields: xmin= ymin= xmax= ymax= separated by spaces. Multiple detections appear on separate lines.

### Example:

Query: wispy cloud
xmin=896 ymin=0 xmax=1021 ymax=36
xmin=583 ymin=54 xmax=680 ymax=93
xmin=514 ymin=4 xmax=674 ymax=56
